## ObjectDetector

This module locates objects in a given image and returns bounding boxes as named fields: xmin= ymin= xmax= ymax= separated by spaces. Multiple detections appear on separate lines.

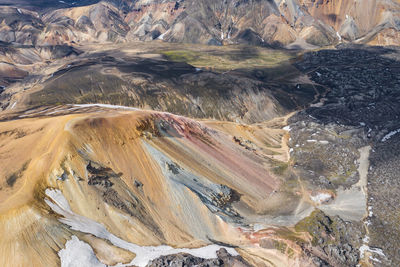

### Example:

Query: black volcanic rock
xmin=146 ymin=248 xmax=250 ymax=267
xmin=288 ymin=44 xmax=400 ymax=265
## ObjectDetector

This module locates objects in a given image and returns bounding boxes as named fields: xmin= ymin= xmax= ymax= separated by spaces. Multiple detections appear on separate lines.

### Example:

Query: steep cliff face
xmin=1 ymin=0 xmax=399 ymax=48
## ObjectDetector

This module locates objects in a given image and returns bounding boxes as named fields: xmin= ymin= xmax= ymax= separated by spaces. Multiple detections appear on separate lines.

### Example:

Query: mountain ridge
xmin=0 ymin=0 xmax=399 ymax=48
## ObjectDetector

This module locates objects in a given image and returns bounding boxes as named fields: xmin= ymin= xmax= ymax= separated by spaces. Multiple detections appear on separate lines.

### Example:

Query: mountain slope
xmin=0 ymin=106 xmax=313 ymax=266
xmin=1 ymin=0 xmax=399 ymax=48
xmin=1 ymin=44 xmax=399 ymax=266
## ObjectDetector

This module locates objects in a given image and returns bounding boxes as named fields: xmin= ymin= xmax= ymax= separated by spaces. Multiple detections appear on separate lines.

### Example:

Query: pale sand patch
xmin=320 ymin=146 xmax=370 ymax=221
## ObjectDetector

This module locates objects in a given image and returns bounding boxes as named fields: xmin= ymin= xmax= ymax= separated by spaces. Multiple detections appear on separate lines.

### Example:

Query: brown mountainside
xmin=0 ymin=0 xmax=399 ymax=48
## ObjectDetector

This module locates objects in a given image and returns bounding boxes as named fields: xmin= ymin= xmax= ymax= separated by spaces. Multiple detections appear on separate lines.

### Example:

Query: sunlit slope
xmin=0 ymin=107 xmax=308 ymax=266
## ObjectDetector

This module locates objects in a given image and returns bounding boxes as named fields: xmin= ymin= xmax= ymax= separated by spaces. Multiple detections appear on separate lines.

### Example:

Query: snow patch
xmin=310 ymin=193 xmax=332 ymax=204
xmin=308 ymin=114 xmax=317 ymax=120
xmin=9 ymin=102 xmax=17 ymax=109
xmin=46 ymin=107 xmax=80 ymax=115
xmin=359 ymin=245 xmax=385 ymax=259
xmin=74 ymin=104 xmax=139 ymax=111
xmin=283 ymin=126 xmax=291 ymax=132
xmin=336 ymin=32 xmax=342 ymax=41
xmin=59 ymin=236 xmax=105 ymax=267
xmin=368 ymin=206 xmax=373 ymax=217
xmin=369 ymin=256 xmax=382 ymax=263
xmin=381 ymin=128 xmax=400 ymax=142
xmin=157 ymin=32 xmax=166 ymax=40
xmin=360 ymin=200 xmax=386 ymax=261
xmin=45 ymin=189 xmax=238 ymax=267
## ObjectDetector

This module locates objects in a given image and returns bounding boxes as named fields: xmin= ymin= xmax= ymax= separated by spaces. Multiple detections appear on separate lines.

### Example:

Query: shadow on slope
xmin=26 ymin=46 xmax=321 ymax=123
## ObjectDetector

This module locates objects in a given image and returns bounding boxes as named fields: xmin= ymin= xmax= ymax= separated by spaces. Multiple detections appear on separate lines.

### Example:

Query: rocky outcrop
xmin=296 ymin=210 xmax=363 ymax=267
xmin=147 ymin=248 xmax=250 ymax=267
xmin=85 ymin=161 xmax=165 ymax=239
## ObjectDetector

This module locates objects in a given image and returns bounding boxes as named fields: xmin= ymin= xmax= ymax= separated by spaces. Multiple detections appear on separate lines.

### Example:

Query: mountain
xmin=0 ymin=1 xmax=400 ymax=267
xmin=0 ymin=41 xmax=399 ymax=266
xmin=0 ymin=105 xmax=307 ymax=267
xmin=0 ymin=42 xmax=321 ymax=122
xmin=0 ymin=0 xmax=399 ymax=48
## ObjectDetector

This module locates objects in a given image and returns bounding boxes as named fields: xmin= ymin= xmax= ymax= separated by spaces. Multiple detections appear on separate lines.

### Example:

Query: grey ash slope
xmin=0 ymin=44 xmax=322 ymax=123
